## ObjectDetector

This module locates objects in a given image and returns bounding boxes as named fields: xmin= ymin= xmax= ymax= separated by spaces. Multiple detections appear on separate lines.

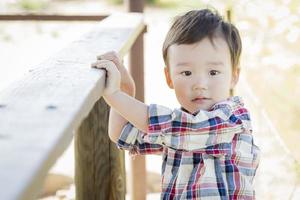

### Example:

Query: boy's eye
xmin=180 ymin=71 xmax=192 ymax=76
xmin=209 ymin=70 xmax=220 ymax=76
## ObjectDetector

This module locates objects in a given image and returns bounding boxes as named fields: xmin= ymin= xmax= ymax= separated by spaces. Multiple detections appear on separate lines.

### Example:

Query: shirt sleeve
xmin=116 ymin=122 xmax=163 ymax=155
xmin=146 ymin=97 xmax=251 ymax=152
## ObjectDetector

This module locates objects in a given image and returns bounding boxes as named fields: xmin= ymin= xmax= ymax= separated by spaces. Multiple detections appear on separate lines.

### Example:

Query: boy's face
xmin=164 ymin=37 xmax=239 ymax=113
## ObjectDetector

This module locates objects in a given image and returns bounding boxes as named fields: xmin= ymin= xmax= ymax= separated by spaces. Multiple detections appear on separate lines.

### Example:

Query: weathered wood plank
xmin=0 ymin=13 xmax=145 ymax=200
xmin=0 ymin=14 xmax=108 ymax=21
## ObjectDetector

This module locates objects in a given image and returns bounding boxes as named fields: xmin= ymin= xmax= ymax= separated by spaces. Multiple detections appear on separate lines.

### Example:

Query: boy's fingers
xmin=97 ymin=55 xmax=114 ymax=62
xmin=91 ymin=60 xmax=116 ymax=70
xmin=96 ymin=54 xmax=124 ymax=70
xmin=91 ymin=61 xmax=105 ymax=68
xmin=97 ymin=54 xmax=106 ymax=60
xmin=97 ymin=52 xmax=111 ymax=59
xmin=103 ymin=51 xmax=118 ymax=58
xmin=97 ymin=51 xmax=119 ymax=61
xmin=91 ymin=62 xmax=98 ymax=67
xmin=92 ymin=60 xmax=110 ymax=65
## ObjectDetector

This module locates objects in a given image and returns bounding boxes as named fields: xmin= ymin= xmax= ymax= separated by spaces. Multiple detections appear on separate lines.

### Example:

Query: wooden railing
xmin=0 ymin=13 xmax=146 ymax=200
xmin=0 ymin=14 xmax=107 ymax=21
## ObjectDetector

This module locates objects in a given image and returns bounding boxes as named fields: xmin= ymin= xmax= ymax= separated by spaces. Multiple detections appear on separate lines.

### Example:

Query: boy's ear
xmin=231 ymin=68 xmax=240 ymax=88
xmin=164 ymin=67 xmax=174 ymax=89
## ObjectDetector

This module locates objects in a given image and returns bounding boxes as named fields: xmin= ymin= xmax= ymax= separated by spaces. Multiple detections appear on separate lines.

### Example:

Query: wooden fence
xmin=0 ymin=13 xmax=146 ymax=200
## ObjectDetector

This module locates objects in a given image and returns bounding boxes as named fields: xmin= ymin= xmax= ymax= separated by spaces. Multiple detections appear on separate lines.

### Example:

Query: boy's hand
xmin=96 ymin=51 xmax=135 ymax=96
xmin=91 ymin=59 xmax=121 ymax=96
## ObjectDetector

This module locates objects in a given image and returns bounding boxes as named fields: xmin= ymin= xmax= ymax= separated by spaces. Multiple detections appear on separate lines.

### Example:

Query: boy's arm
xmin=94 ymin=52 xmax=135 ymax=143
xmin=108 ymin=84 xmax=135 ymax=143
xmin=92 ymin=52 xmax=148 ymax=142
xmin=104 ymin=90 xmax=148 ymax=134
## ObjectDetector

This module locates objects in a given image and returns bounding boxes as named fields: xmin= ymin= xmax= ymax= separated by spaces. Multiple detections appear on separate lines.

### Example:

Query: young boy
xmin=92 ymin=9 xmax=260 ymax=200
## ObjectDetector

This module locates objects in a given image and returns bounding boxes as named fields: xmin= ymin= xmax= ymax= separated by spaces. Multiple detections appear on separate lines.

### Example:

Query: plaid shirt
xmin=117 ymin=96 xmax=260 ymax=200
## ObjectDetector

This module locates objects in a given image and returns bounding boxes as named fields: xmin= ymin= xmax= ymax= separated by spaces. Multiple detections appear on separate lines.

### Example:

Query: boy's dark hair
xmin=162 ymin=9 xmax=242 ymax=71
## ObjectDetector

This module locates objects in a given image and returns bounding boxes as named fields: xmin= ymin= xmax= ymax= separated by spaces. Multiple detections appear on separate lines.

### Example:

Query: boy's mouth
xmin=192 ymin=97 xmax=210 ymax=103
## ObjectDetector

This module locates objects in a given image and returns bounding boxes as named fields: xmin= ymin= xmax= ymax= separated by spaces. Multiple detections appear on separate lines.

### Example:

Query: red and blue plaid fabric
xmin=117 ymin=96 xmax=260 ymax=200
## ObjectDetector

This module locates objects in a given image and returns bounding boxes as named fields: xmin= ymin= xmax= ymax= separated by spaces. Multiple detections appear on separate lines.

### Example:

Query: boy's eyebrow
xmin=206 ymin=61 xmax=224 ymax=66
xmin=175 ymin=62 xmax=192 ymax=67
xmin=175 ymin=61 xmax=225 ymax=67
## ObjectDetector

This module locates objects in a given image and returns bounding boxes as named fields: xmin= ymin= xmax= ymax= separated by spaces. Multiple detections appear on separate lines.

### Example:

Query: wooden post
xmin=128 ymin=33 xmax=146 ymax=200
xmin=126 ymin=1 xmax=146 ymax=200
xmin=226 ymin=0 xmax=233 ymax=22
xmin=75 ymin=99 xmax=126 ymax=200
xmin=126 ymin=0 xmax=145 ymax=12
xmin=226 ymin=9 xmax=231 ymax=22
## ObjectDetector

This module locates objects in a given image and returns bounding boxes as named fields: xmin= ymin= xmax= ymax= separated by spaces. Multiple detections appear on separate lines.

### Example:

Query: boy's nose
xmin=192 ymin=78 xmax=208 ymax=91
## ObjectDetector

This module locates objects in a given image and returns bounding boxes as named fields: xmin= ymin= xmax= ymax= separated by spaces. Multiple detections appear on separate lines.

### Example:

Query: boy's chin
xmin=191 ymin=101 xmax=215 ymax=111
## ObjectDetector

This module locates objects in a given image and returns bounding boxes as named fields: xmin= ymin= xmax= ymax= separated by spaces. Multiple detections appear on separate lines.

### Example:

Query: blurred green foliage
xmin=107 ymin=0 xmax=123 ymax=5
xmin=107 ymin=0 xmax=160 ymax=5
xmin=107 ymin=0 xmax=202 ymax=8
xmin=296 ymin=162 xmax=300 ymax=183
xmin=17 ymin=0 xmax=49 ymax=11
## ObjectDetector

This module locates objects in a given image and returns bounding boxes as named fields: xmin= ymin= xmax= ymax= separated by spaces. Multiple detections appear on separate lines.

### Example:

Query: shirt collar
xmin=180 ymin=96 xmax=244 ymax=115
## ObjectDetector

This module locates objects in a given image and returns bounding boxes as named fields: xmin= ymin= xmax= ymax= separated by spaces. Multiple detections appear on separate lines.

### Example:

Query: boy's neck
xmin=180 ymin=107 xmax=200 ymax=116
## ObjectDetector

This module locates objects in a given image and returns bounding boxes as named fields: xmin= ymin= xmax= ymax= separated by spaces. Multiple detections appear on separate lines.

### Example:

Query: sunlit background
xmin=1 ymin=0 xmax=299 ymax=199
